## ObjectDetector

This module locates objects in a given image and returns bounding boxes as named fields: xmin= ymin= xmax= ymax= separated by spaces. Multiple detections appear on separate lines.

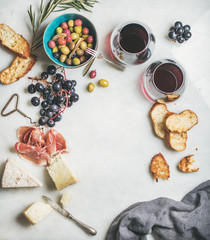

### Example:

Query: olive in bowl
xmin=43 ymin=13 xmax=98 ymax=68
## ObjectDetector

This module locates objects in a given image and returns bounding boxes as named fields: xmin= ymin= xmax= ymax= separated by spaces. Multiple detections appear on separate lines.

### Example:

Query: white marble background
xmin=0 ymin=0 xmax=210 ymax=240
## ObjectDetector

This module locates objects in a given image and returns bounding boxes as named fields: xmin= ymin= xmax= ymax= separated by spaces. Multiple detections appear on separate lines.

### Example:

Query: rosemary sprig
xmin=28 ymin=0 xmax=98 ymax=52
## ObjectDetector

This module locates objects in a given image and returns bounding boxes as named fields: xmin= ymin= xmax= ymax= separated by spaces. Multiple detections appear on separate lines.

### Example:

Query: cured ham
xmin=15 ymin=127 xmax=68 ymax=166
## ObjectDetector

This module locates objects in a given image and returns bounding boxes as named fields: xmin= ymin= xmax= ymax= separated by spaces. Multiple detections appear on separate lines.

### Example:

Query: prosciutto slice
xmin=15 ymin=127 xmax=68 ymax=166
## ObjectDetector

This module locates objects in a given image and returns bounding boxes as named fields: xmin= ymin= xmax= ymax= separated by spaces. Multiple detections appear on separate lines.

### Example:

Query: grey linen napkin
xmin=105 ymin=180 xmax=210 ymax=240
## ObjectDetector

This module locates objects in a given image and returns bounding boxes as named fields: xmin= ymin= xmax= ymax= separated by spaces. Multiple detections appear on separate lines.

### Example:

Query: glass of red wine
xmin=110 ymin=21 xmax=155 ymax=65
xmin=142 ymin=59 xmax=186 ymax=101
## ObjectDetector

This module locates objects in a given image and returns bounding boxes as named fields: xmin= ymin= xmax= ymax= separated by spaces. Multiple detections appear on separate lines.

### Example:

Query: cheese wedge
xmin=60 ymin=192 xmax=72 ymax=207
xmin=23 ymin=202 xmax=53 ymax=224
xmin=1 ymin=158 xmax=43 ymax=188
xmin=47 ymin=154 xmax=78 ymax=191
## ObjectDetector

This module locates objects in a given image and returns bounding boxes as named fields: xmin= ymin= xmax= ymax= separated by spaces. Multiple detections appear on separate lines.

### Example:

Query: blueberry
xmin=176 ymin=27 xmax=184 ymax=35
xmin=36 ymin=83 xmax=44 ymax=92
xmin=176 ymin=35 xmax=185 ymax=43
xmin=183 ymin=31 xmax=192 ymax=40
xmin=52 ymin=82 xmax=62 ymax=92
xmin=45 ymin=109 xmax=54 ymax=118
xmin=31 ymin=97 xmax=40 ymax=106
xmin=70 ymin=93 xmax=79 ymax=102
xmin=168 ymin=31 xmax=177 ymax=40
xmin=41 ymin=72 xmax=48 ymax=80
xmin=54 ymin=114 xmax=62 ymax=122
xmin=28 ymin=84 xmax=36 ymax=94
xmin=53 ymin=52 xmax=60 ymax=59
xmin=40 ymin=109 xmax=46 ymax=116
xmin=55 ymin=73 xmax=64 ymax=81
xmin=47 ymin=119 xmax=55 ymax=128
xmin=63 ymin=80 xmax=73 ymax=91
xmin=39 ymin=117 xmax=47 ymax=126
xmin=47 ymin=65 xmax=56 ymax=75
xmin=174 ymin=21 xmax=182 ymax=29
xmin=183 ymin=25 xmax=191 ymax=32
xmin=41 ymin=101 xmax=48 ymax=108
xmin=72 ymin=80 xmax=77 ymax=87
xmin=49 ymin=104 xmax=59 ymax=112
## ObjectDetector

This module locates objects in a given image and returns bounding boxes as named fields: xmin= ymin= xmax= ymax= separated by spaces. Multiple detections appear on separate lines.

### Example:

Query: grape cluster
xmin=28 ymin=65 xmax=79 ymax=128
xmin=168 ymin=21 xmax=192 ymax=44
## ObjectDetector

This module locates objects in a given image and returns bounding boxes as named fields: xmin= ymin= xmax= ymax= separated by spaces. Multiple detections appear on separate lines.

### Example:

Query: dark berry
xmin=67 ymin=100 xmax=73 ymax=107
xmin=55 ymin=96 xmax=65 ymax=104
xmin=183 ymin=31 xmax=192 ymax=40
xmin=47 ymin=65 xmax=56 ymax=75
xmin=70 ymin=94 xmax=79 ymax=102
xmin=39 ymin=117 xmax=47 ymax=126
xmin=72 ymin=80 xmax=77 ymax=86
xmin=176 ymin=27 xmax=184 ymax=35
xmin=53 ymin=52 xmax=60 ymax=59
xmin=36 ymin=83 xmax=44 ymax=92
xmin=168 ymin=31 xmax=176 ymax=40
xmin=43 ymin=88 xmax=50 ymax=99
xmin=174 ymin=21 xmax=182 ymax=29
xmin=40 ymin=109 xmax=46 ymax=116
xmin=49 ymin=104 xmax=59 ymax=112
xmin=183 ymin=25 xmax=191 ymax=32
xmin=63 ymin=80 xmax=73 ymax=91
xmin=45 ymin=109 xmax=54 ymax=118
xmin=54 ymin=114 xmax=62 ymax=122
xmin=41 ymin=72 xmax=48 ymax=80
xmin=28 ymin=84 xmax=36 ymax=94
xmin=55 ymin=73 xmax=64 ymax=81
xmin=169 ymin=26 xmax=176 ymax=32
xmin=52 ymin=82 xmax=62 ymax=92
xmin=31 ymin=97 xmax=40 ymax=106
xmin=70 ymin=87 xmax=75 ymax=95
xmin=47 ymin=119 xmax=55 ymax=128
xmin=177 ymin=35 xmax=185 ymax=43
xmin=41 ymin=101 xmax=48 ymax=108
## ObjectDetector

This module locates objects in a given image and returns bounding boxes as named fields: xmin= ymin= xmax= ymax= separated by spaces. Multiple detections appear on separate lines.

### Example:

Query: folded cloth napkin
xmin=105 ymin=180 xmax=210 ymax=240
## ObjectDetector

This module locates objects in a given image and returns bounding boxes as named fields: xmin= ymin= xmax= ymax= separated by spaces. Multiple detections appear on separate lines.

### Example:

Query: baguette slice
xmin=150 ymin=103 xmax=169 ymax=139
xmin=150 ymin=153 xmax=170 ymax=182
xmin=167 ymin=132 xmax=187 ymax=151
xmin=0 ymin=24 xmax=30 ymax=58
xmin=165 ymin=110 xmax=198 ymax=133
xmin=0 ymin=54 xmax=36 ymax=84
xmin=1 ymin=158 xmax=43 ymax=188
xmin=178 ymin=155 xmax=199 ymax=173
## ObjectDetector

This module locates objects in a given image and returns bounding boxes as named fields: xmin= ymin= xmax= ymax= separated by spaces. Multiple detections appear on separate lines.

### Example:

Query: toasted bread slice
xmin=167 ymin=132 xmax=187 ymax=151
xmin=178 ymin=155 xmax=199 ymax=173
xmin=0 ymin=54 xmax=36 ymax=84
xmin=150 ymin=153 xmax=170 ymax=182
xmin=165 ymin=110 xmax=198 ymax=133
xmin=0 ymin=24 xmax=30 ymax=58
xmin=150 ymin=103 xmax=169 ymax=139
xmin=1 ymin=158 xmax=43 ymax=188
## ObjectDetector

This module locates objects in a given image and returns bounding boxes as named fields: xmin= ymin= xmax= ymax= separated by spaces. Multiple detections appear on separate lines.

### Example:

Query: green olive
xmin=72 ymin=57 xmax=80 ymax=66
xmin=98 ymin=79 xmax=109 ymax=87
xmin=82 ymin=34 xmax=89 ymax=40
xmin=59 ymin=54 xmax=67 ymax=63
xmin=60 ymin=46 xmax=70 ymax=55
xmin=69 ymin=41 xmax=75 ymax=50
xmin=79 ymin=55 xmax=86 ymax=63
xmin=58 ymin=45 xmax=66 ymax=50
xmin=88 ymin=82 xmax=95 ymax=92
xmin=87 ymin=43 xmax=93 ymax=48
xmin=65 ymin=58 xmax=72 ymax=65
xmin=76 ymin=49 xmax=84 ymax=56
xmin=52 ymin=46 xmax=58 ymax=53
xmin=71 ymin=32 xmax=79 ymax=40
xmin=74 ymin=26 xmax=82 ymax=34
xmin=56 ymin=27 xmax=63 ymax=34
xmin=68 ymin=20 xmax=74 ymax=27
xmin=80 ymin=41 xmax=87 ymax=50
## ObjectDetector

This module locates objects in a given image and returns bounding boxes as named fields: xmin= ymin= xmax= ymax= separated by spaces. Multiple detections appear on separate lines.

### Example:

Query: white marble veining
xmin=0 ymin=0 xmax=210 ymax=240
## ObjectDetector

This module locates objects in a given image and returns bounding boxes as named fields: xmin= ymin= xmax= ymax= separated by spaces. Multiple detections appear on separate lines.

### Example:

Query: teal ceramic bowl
xmin=43 ymin=13 xmax=98 ymax=68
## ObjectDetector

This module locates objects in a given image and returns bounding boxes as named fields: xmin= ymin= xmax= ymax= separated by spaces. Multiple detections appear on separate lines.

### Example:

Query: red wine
xmin=119 ymin=24 xmax=148 ymax=53
xmin=154 ymin=63 xmax=183 ymax=93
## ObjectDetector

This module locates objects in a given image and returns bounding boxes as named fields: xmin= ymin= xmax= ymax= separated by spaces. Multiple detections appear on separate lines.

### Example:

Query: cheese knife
xmin=42 ymin=195 xmax=97 ymax=236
